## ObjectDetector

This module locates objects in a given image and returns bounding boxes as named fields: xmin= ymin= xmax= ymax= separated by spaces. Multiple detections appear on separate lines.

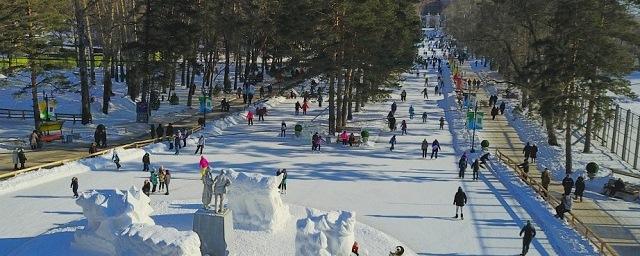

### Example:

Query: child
xmin=112 ymin=151 xmax=121 ymax=170
xmin=389 ymin=135 xmax=397 ymax=151
xmin=142 ymin=180 xmax=151 ymax=196
xmin=71 ymin=177 xmax=79 ymax=198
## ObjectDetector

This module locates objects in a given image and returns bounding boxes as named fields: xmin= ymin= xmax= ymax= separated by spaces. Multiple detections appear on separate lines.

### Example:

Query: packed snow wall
xmin=226 ymin=169 xmax=290 ymax=232
xmin=73 ymin=187 xmax=201 ymax=256
xmin=295 ymin=209 xmax=356 ymax=256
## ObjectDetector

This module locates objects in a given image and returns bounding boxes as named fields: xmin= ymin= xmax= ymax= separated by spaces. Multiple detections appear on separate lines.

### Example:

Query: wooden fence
xmin=0 ymin=108 xmax=83 ymax=124
xmin=495 ymin=149 xmax=618 ymax=256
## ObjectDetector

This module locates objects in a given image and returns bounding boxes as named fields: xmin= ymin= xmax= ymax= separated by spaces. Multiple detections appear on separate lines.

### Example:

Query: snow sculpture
xmin=73 ymin=187 xmax=201 ymax=256
xmin=226 ymin=169 xmax=290 ymax=231
xmin=295 ymin=208 xmax=356 ymax=256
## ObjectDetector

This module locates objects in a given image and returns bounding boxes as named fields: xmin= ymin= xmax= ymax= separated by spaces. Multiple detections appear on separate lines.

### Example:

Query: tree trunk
xmin=181 ymin=59 xmax=186 ymax=87
xmin=336 ymin=70 xmax=343 ymax=129
xmin=346 ymin=69 xmax=353 ymax=121
xmin=544 ymin=115 xmax=559 ymax=146
xmin=85 ymin=7 xmax=96 ymax=86
xmin=565 ymin=113 xmax=573 ymax=174
xmin=583 ymin=96 xmax=596 ymax=153
xmin=223 ymin=39 xmax=231 ymax=91
xmin=328 ymin=73 xmax=336 ymax=134
xmin=74 ymin=0 xmax=92 ymax=124
xmin=102 ymin=54 xmax=112 ymax=114
xmin=234 ymin=51 xmax=240 ymax=90
xmin=30 ymin=65 xmax=41 ymax=130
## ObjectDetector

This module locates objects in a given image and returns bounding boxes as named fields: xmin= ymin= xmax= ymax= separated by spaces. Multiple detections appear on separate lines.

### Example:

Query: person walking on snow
xmin=195 ymin=135 xmax=205 ymax=154
xmin=491 ymin=107 xmax=499 ymax=120
xmin=541 ymin=169 xmax=551 ymax=196
xmin=295 ymin=101 xmax=301 ymax=115
xmin=520 ymin=220 xmax=537 ymax=256
xmin=112 ymin=151 xmax=121 ymax=170
xmin=389 ymin=135 xmax=397 ymax=151
xmin=517 ymin=160 xmax=530 ymax=176
xmin=280 ymin=121 xmax=287 ymax=137
xmin=391 ymin=102 xmax=397 ymax=114
xmin=471 ymin=159 xmax=481 ymax=180
xmin=458 ymin=155 xmax=468 ymax=179
xmin=349 ymin=133 xmax=355 ymax=146
xmin=409 ymin=105 xmax=415 ymax=119
xmin=199 ymin=156 xmax=210 ymax=177
xmin=499 ymin=101 xmax=506 ymax=115
xmin=71 ymin=177 xmax=79 ymax=198
xmin=439 ymin=117 xmax=445 ymax=130
xmin=159 ymin=167 xmax=166 ymax=192
xmin=340 ymin=131 xmax=349 ymax=145
xmin=142 ymin=153 xmax=150 ymax=172
xmin=173 ymin=135 xmax=181 ymax=155
xmin=422 ymin=112 xmax=428 ymax=123
xmin=247 ymin=110 xmax=254 ymax=126
xmin=422 ymin=88 xmax=429 ymax=99
xmin=17 ymin=148 xmax=26 ymax=169
xmin=421 ymin=139 xmax=429 ymax=158
xmin=562 ymin=174 xmax=574 ymax=196
xmin=156 ymin=123 xmax=164 ymax=140
xmin=150 ymin=124 xmax=156 ymax=139
xmin=302 ymin=101 xmax=309 ymax=115
xmin=574 ymin=176 xmax=585 ymax=202
xmin=164 ymin=170 xmax=171 ymax=195
xmin=530 ymin=144 xmax=538 ymax=163
xmin=150 ymin=169 xmax=159 ymax=193
xmin=431 ymin=139 xmax=441 ymax=159
xmin=400 ymin=90 xmax=407 ymax=102
xmin=401 ymin=120 xmax=408 ymax=135
xmin=523 ymin=142 xmax=532 ymax=161
xmin=555 ymin=193 xmax=573 ymax=220
xmin=453 ymin=187 xmax=467 ymax=219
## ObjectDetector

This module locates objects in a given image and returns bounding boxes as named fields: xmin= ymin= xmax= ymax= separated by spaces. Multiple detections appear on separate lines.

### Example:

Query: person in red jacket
xmin=302 ymin=101 xmax=309 ymax=115
xmin=247 ymin=110 xmax=254 ymax=125
xmin=340 ymin=131 xmax=348 ymax=145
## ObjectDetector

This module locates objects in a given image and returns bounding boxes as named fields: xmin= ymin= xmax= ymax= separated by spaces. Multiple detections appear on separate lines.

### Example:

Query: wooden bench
xmin=602 ymin=179 xmax=640 ymax=201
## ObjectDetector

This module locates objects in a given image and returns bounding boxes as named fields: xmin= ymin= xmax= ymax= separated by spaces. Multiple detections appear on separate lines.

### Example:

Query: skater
xmin=421 ymin=139 xmax=429 ymax=158
xmin=174 ymin=135 xmax=181 ymax=155
xmin=391 ymin=102 xmax=397 ymax=114
xmin=71 ymin=177 xmax=79 ymax=198
xmin=12 ymin=148 xmax=19 ymax=170
xmin=302 ymin=101 xmax=309 ymax=115
xmin=574 ymin=176 xmax=585 ymax=202
xmin=295 ymin=101 xmax=301 ymax=115
xmin=409 ymin=105 xmax=415 ymax=119
xmin=491 ymin=107 xmax=499 ymax=120
xmin=164 ymin=170 xmax=171 ymax=195
xmin=453 ymin=187 xmax=467 ymax=219
xmin=159 ymin=167 xmax=166 ymax=192
xmin=519 ymin=220 xmax=537 ymax=256
xmin=541 ymin=169 xmax=551 ymax=195
xmin=247 ymin=109 xmax=254 ymax=126
xmin=348 ymin=133 xmax=356 ymax=147
xmin=471 ymin=159 xmax=481 ymax=180
xmin=195 ymin=135 xmax=205 ymax=154
xmin=340 ymin=130 xmax=349 ymax=145
xmin=422 ymin=112 xmax=428 ymax=123
xmin=530 ymin=144 xmax=538 ymax=163
xmin=142 ymin=180 xmax=151 ymax=196
xmin=523 ymin=142 xmax=532 ymax=161
xmin=318 ymin=94 xmax=323 ymax=108
xmin=156 ymin=123 xmax=164 ymax=140
xmin=458 ymin=155 xmax=468 ymax=179
xmin=280 ymin=121 xmax=287 ymax=137
xmin=17 ymin=148 xmax=26 ymax=169
xmin=277 ymin=169 xmax=287 ymax=194
xmin=150 ymin=169 xmax=159 ymax=193
xmin=388 ymin=116 xmax=397 ymax=131
xmin=389 ymin=135 xmax=397 ymax=151
xmin=401 ymin=120 xmax=407 ymax=135
xmin=499 ymin=101 xmax=506 ymax=115
xmin=562 ymin=174 xmax=574 ymax=196
xmin=257 ymin=106 xmax=266 ymax=121
xmin=439 ymin=117 xmax=445 ymax=130
xmin=422 ymin=88 xmax=428 ymax=99
xmin=182 ymin=129 xmax=188 ymax=147
xmin=400 ymin=90 xmax=407 ymax=102
xmin=555 ymin=193 xmax=573 ymax=219
xmin=112 ymin=151 xmax=121 ymax=170
xmin=431 ymin=139 xmax=441 ymax=159
xmin=434 ymin=84 xmax=439 ymax=95
xmin=142 ymin=153 xmax=150 ymax=172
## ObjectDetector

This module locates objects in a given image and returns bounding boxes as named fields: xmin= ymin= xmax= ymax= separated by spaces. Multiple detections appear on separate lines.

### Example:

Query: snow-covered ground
xmin=616 ymin=71 xmax=640 ymax=112
xmin=0 ymin=32 xmax=596 ymax=255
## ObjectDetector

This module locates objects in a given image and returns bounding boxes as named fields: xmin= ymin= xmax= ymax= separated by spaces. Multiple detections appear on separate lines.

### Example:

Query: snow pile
xmin=73 ymin=187 xmax=201 ymax=256
xmin=295 ymin=209 xmax=356 ymax=256
xmin=225 ymin=169 xmax=290 ymax=232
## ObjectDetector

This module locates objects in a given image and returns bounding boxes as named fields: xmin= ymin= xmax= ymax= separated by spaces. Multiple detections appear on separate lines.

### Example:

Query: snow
xmin=226 ymin=169 xmax=290 ymax=232
xmin=73 ymin=187 xmax=200 ymax=256
xmin=295 ymin=209 xmax=355 ymax=256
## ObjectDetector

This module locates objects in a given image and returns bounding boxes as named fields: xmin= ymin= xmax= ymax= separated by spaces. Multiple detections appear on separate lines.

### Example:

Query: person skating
xmin=247 ymin=110 xmax=254 ymax=126
xmin=471 ymin=159 xmax=481 ymax=180
xmin=519 ymin=220 xmax=536 ymax=256
xmin=174 ymin=135 xmax=181 ymax=155
xmin=421 ymin=139 xmax=429 ymax=158
xmin=156 ymin=123 xmax=164 ymax=140
xmin=340 ymin=131 xmax=349 ymax=145
xmin=391 ymin=102 xmax=397 ymax=114
xmin=142 ymin=153 xmax=150 ymax=172
xmin=499 ymin=101 xmax=506 ymax=115
xmin=562 ymin=174 xmax=574 ymax=196
xmin=150 ymin=124 xmax=155 ymax=139
xmin=453 ymin=187 xmax=467 ymax=219
xmin=142 ymin=180 xmax=151 ymax=197
xmin=422 ymin=88 xmax=428 ymax=99
xmin=389 ymin=135 xmax=397 ymax=151
xmin=112 ymin=151 xmax=121 ymax=170
xmin=195 ymin=135 xmax=205 ymax=154
xmin=541 ymin=169 xmax=551 ymax=196
xmin=401 ymin=120 xmax=407 ymax=135
xmin=409 ymin=105 xmax=415 ymax=119
xmin=491 ymin=107 xmax=499 ymax=120
xmin=555 ymin=193 xmax=573 ymax=220
xmin=530 ymin=144 xmax=538 ymax=163
xmin=70 ymin=177 xmax=79 ymax=198
xmin=159 ymin=167 xmax=166 ymax=192
xmin=318 ymin=94 xmax=323 ymax=108
xmin=164 ymin=170 xmax=171 ymax=195
xmin=17 ymin=148 xmax=26 ymax=169
xmin=574 ymin=176 xmax=585 ymax=202
xmin=400 ymin=90 xmax=407 ymax=102
xmin=182 ymin=129 xmax=188 ymax=147
xmin=12 ymin=148 xmax=19 ymax=170
xmin=302 ymin=101 xmax=309 ymax=115
xmin=458 ymin=155 xmax=468 ymax=179
xmin=422 ymin=112 xmax=428 ymax=123
xmin=150 ymin=169 xmax=159 ymax=193
xmin=523 ymin=142 xmax=532 ymax=161
xmin=430 ymin=139 xmax=441 ymax=159
xmin=295 ymin=101 xmax=301 ymax=115
xmin=280 ymin=121 xmax=287 ymax=137
xmin=439 ymin=117 xmax=445 ymax=130
xmin=277 ymin=169 xmax=287 ymax=194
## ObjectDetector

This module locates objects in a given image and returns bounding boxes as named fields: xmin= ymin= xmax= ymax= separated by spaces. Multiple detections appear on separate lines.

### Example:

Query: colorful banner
xmin=466 ymin=112 xmax=484 ymax=130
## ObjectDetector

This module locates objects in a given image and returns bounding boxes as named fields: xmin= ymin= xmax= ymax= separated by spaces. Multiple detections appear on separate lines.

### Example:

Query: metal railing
xmin=495 ymin=149 xmax=618 ymax=256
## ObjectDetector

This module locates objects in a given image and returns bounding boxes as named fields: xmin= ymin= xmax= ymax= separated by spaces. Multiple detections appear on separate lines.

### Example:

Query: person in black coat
xmin=142 ymin=180 xmax=151 ymax=196
xmin=156 ymin=124 xmax=164 ymax=139
xmin=499 ymin=101 xmax=506 ymax=115
xmin=562 ymin=174 xmax=574 ymax=196
xmin=517 ymin=160 xmax=530 ymax=175
xmin=520 ymin=220 xmax=536 ymax=256
xmin=491 ymin=107 xmax=499 ymax=120
xmin=458 ymin=155 xmax=468 ymax=179
xmin=471 ymin=159 xmax=481 ymax=181
xmin=166 ymin=123 xmax=174 ymax=138
xmin=453 ymin=187 xmax=467 ymax=219
xmin=610 ymin=178 xmax=626 ymax=197
xmin=574 ymin=176 xmax=585 ymax=202
xmin=17 ymin=148 xmax=27 ymax=169
xmin=142 ymin=153 xmax=150 ymax=172
xmin=150 ymin=124 xmax=156 ymax=139
xmin=70 ymin=177 xmax=79 ymax=198
xmin=523 ymin=142 xmax=532 ymax=161
xmin=530 ymin=144 xmax=538 ymax=163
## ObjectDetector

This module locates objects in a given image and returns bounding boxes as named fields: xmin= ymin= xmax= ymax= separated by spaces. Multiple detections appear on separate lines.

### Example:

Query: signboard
xmin=38 ymin=98 xmax=57 ymax=120
xmin=136 ymin=102 xmax=149 ymax=123
xmin=466 ymin=112 xmax=484 ymax=130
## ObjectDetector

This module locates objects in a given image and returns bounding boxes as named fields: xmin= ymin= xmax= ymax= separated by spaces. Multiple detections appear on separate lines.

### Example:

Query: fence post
xmin=601 ymin=117 xmax=608 ymax=147
xmin=611 ymin=105 xmax=620 ymax=153
xmin=622 ymin=109 xmax=631 ymax=161
xmin=634 ymin=117 xmax=640 ymax=169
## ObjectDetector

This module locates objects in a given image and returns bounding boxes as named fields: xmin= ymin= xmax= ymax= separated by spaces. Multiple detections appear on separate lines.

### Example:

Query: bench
xmin=602 ymin=179 xmax=640 ymax=201
xmin=335 ymin=127 xmax=363 ymax=147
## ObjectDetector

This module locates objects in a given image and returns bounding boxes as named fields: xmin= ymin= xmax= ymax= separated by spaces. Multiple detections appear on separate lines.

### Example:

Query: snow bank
xmin=295 ymin=208 xmax=356 ymax=256
xmin=226 ymin=169 xmax=290 ymax=232
xmin=73 ymin=187 xmax=200 ymax=256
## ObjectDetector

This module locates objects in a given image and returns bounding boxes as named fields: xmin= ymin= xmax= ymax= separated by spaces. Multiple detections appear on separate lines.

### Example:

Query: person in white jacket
xmin=195 ymin=135 xmax=205 ymax=155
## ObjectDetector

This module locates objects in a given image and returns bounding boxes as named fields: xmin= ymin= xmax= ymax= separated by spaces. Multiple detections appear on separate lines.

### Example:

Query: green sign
xmin=466 ymin=112 xmax=484 ymax=130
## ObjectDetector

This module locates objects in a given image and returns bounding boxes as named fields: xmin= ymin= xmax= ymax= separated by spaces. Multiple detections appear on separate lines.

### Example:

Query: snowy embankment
xmin=442 ymin=59 xmax=597 ymax=254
